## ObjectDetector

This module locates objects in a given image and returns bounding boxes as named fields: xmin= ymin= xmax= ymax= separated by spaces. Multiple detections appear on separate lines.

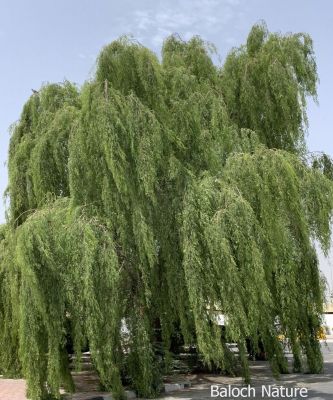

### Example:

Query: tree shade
xmin=1 ymin=22 xmax=333 ymax=399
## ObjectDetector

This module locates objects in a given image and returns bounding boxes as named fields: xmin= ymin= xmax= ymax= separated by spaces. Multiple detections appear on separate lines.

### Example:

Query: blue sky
xmin=0 ymin=0 xmax=332 ymax=285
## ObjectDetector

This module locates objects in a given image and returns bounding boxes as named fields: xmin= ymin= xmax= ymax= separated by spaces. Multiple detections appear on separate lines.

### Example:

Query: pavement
xmin=0 ymin=379 xmax=26 ymax=400
xmin=158 ymin=338 xmax=333 ymax=400
xmin=1 ymin=339 xmax=333 ymax=400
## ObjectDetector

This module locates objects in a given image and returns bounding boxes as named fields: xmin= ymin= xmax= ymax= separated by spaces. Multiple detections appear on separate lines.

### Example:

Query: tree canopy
xmin=1 ymin=22 xmax=333 ymax=399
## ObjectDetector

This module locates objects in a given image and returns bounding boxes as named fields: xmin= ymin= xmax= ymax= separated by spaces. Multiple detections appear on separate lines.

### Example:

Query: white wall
xmin=324 ymin=314 xmax=333 ymax=334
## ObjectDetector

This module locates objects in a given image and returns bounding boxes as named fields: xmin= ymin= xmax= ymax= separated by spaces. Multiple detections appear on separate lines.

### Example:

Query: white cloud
xmin=225 ymin=0 xmax=240 ymax=5
xmin=78 ymin=53 xmax=96 ymax=62
xmin=127 ymin=0 xmax=243 ymax=51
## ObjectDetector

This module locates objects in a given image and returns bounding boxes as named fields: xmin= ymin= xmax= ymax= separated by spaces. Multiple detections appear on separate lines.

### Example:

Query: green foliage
xmin=220 ymin=21 xmax=318 ymax=153
xmin=0 ymin=225 xmax=21 ymax=376
xmin=1 ymin=24 xmax=333 ymax=399
xmin=8 ymin=82 xmax=80 ymax=226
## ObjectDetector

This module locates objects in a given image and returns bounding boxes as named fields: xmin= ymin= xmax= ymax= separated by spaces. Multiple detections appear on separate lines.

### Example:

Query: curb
xmin=66 ymin=381 xmax=191 ymax=399
xmin=68 ymin=390 xmax=136 ymax=400
xmin=163 ymin=381 xmax=192 ymax=393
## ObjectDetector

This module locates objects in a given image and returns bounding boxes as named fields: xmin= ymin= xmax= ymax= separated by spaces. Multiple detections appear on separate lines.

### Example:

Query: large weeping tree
xmin=1 ymin=22 xmax=333 ymax=399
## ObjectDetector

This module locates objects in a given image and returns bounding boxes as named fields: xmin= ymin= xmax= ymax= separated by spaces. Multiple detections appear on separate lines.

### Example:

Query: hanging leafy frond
xmin=220 ymin=21 xmax=318 ymax=153
xmin=8 ymin=82 xmax=80 ymax=225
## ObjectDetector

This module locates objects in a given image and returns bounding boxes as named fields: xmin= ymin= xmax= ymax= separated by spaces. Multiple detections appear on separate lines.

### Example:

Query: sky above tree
xmin=0 ymin=0 xmax=332 ymax=282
